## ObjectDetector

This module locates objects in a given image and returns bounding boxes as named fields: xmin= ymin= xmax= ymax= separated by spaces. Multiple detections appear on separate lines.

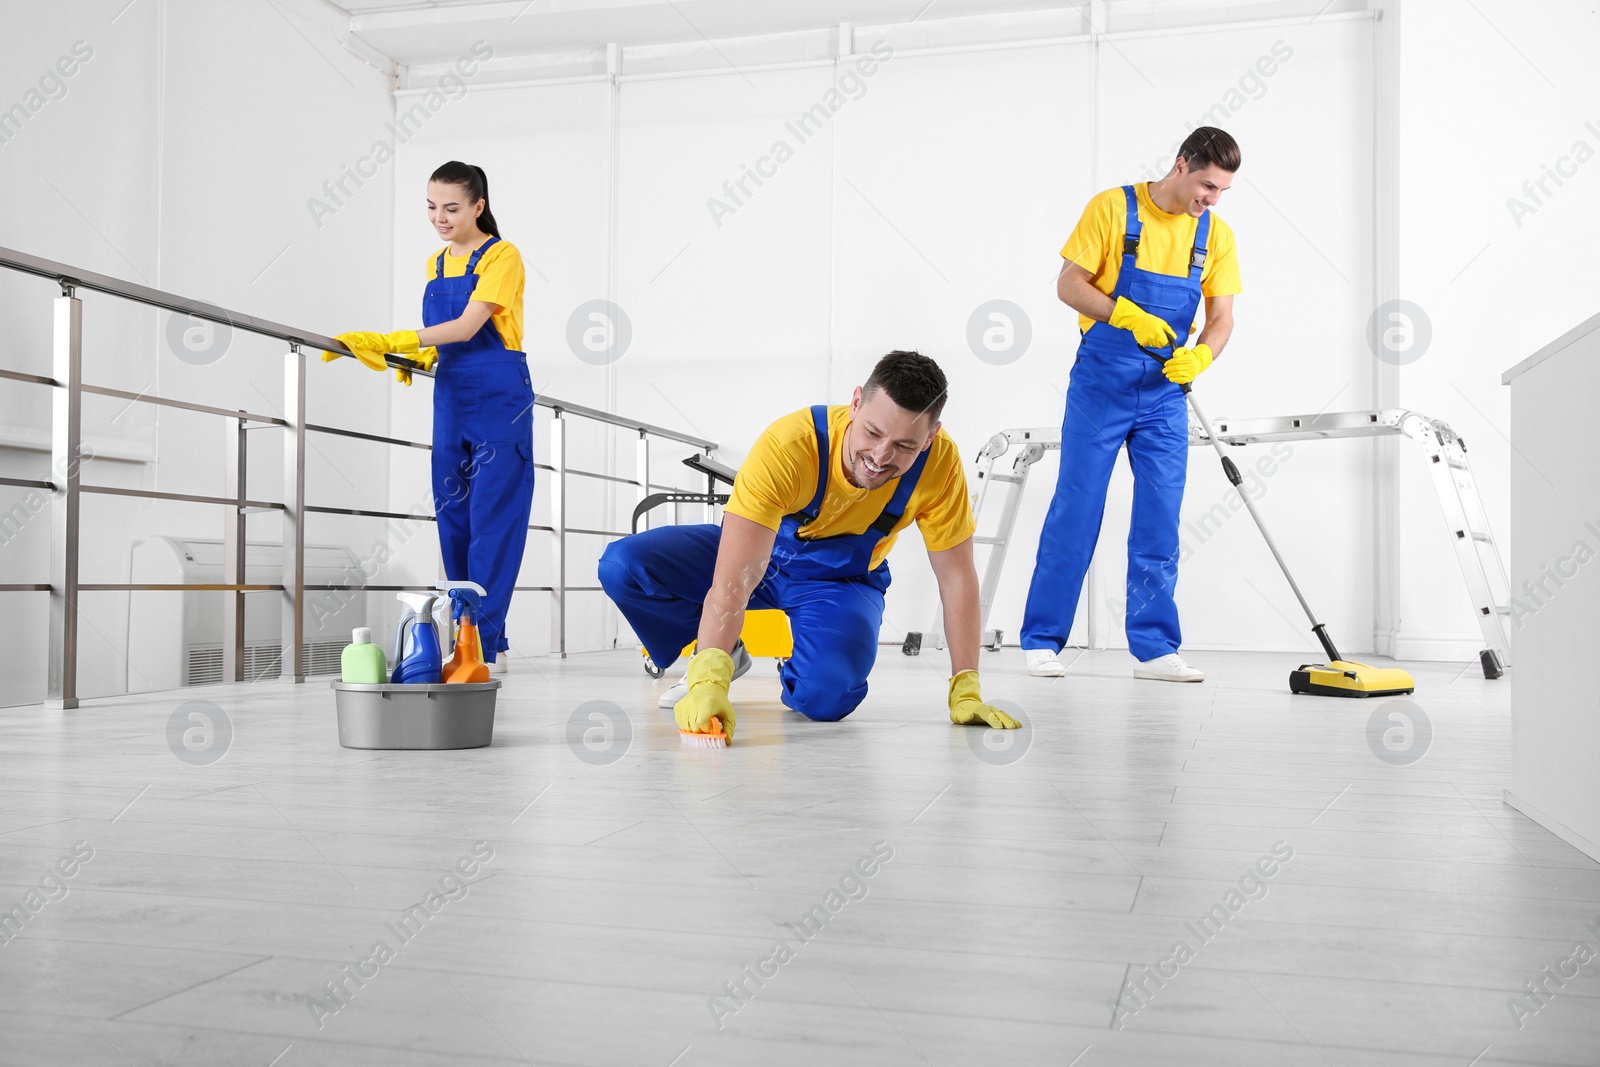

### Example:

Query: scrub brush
xmin=680 ymin=716 xmax=729 ymax=749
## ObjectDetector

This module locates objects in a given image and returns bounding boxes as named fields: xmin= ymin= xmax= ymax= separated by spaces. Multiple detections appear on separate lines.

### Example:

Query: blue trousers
xmin=598 ymin=524 xmax=888 ymax=721
xmin=1020 ymin=345 xmax=1188 ymax=661
xmin=432 ymin=351 xmax=536 ymax=659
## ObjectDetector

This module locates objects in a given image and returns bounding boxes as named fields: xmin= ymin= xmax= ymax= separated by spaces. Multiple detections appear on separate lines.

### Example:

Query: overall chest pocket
xmin=1124 ymin=273 xmax=1197 ymax=327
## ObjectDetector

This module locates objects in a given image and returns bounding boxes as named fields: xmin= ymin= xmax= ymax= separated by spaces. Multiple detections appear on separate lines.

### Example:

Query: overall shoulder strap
xmin=867 ymin=443 xmax=934 ymax=535
xmin=1120 ymin=185 xmax=1143 ymax=263
xmin=433 ymin=248 xmax=447 ymax=279
xmin=780 ymin=406 xmax=833 ymax=527
xmin=799 ymin=405 xmax=831 ymax=520
xmin=465 ymin=236 xmax=501 ymax=274
xmin=1189 ymin=210 xmax=1212 ymax=282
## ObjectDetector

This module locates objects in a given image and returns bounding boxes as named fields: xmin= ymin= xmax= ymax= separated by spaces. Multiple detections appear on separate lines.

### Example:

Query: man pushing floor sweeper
xmin=1021 ymin=125 xmax=1412 ymax=698
xmin=1020 ymin=126 xmax=1243 ymax=684
xmin=599 ymin=350 xmax=1020 ymax=747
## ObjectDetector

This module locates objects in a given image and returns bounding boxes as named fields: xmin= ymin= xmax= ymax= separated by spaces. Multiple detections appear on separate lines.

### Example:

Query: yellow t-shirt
xmin=1062 ymin=184 xmax=1242 ymax=334
xmin=424 ymin=238 xmax=525 ymax=351
xmin=725 ymin=405 xmax=975 ymax=573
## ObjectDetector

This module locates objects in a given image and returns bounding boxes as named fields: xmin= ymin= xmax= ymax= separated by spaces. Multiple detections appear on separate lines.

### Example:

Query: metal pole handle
xmin=1141 ymin=345 xmax=1343 ymax=663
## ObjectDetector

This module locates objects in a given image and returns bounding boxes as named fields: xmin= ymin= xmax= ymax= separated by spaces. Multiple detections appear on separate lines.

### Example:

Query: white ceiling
xmin=320 ymin=0 xmax=1362 ymax=73
xmin=326 ymin=0 xmax=1088 ymax=67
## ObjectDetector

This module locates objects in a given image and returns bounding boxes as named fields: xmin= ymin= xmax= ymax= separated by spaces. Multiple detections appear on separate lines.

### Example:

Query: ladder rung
xmin=973 ymin=536 xmax=1005 ymax=545
xmin=985 ymin=474 xmax=1023 ymax=484
xmin=1491 ymin=605 xmax=1512 ymax=615
xmin=1454 ymin=529 xmax=1493 ymax=543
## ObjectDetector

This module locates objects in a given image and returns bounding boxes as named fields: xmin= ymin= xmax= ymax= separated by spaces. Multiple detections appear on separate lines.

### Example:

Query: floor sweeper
xmin=1153 ymin=350 xmax=1416 ymax=698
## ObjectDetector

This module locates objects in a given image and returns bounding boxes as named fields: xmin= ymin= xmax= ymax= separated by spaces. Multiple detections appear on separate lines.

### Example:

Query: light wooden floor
xmin=1 ymin=647 xmax=1595 ymax=1066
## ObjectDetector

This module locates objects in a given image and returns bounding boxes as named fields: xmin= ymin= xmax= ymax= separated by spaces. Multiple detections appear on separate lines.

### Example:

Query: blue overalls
xmin=424 ymin=236 xmax=535 ymax=662
xmin=1021 ymin=186 xmax=1210 ymax=662
xmin=599 ymin=405 xmax=930 ymax=721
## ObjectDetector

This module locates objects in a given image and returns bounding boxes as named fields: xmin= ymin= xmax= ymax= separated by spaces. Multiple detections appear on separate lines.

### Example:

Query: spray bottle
xmin=391 ymin=593 xmax=443 ymax=685
xmin=439 ymin=581 xmax=490 ymax=684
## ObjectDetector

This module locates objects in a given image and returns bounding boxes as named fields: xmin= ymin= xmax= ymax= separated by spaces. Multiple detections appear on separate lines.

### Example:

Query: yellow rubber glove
xmin=1108 ymin=296 xmax=1177 ymax=349
xmin=674 ymin=647 xmax=736 ymax=742
xmin=1163 ymin=343 xmax=1213 ymax=385
xmin=395 ymin=346 xmax=437 ymax=387
xmin=321 ymin=332 xmax=390 ymax=372
xmin=322 ymin=329 xmax=421 ymax=364
xmin=947 ymin=670 xmax=1020 ymax=729
xmin=377 ymin=330 xmax=421 ymax=356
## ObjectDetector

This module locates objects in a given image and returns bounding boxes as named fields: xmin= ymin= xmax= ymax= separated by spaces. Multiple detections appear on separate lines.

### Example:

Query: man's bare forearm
xmin=929 ymin=538 xmax=981 ymax=675
xmin=940 ymin=569 xmax=981 ymax=676
xmin=697 ymin=514 xmax=776 ymax=654
xmin=1058 ymin=264 xmax=1115 ymax=323
xmin=1196 ymin=316 xmax=1232 ymax=358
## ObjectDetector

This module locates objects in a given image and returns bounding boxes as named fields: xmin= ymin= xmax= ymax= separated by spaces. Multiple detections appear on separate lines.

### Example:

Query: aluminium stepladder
xmin=902 ymin=409 xmax=1513 ymax=679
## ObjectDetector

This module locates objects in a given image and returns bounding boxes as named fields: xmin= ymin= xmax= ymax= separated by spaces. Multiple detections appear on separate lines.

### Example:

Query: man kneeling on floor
xmin=599 ymin=350 xmax=1018 ymax=740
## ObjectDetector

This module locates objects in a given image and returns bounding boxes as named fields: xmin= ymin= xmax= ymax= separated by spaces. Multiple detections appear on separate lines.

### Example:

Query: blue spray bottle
xmin=391 ymin=593 xmax=443 ymax=685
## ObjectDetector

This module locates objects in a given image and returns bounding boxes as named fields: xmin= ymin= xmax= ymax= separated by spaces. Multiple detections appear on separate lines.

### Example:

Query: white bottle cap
xmin=353 ymin=627 xmax=372 ymax=645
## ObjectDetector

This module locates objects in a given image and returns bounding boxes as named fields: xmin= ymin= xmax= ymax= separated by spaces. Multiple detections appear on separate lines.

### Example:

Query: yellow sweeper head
xmin=1290 ymin=660 xmax=1415 ymax=698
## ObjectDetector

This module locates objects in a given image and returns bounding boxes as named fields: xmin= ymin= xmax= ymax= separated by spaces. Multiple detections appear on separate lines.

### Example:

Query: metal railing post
xmin=282 ymin=346 xmax=306 ymax=682
xmin=704 ymin=452 xmax=716 ymax=524
xmin=635 ymin=430 xmax=650 ymax=532
xmin=550 ymin=408 xmax=567 ymax=658
xmin=46 ymin=287 xmax=82 ymax=709
xmin=222 ymin=413 xmax=247 ymax=682
xmin=1086 ymin=558 xmax=1102 ymax=650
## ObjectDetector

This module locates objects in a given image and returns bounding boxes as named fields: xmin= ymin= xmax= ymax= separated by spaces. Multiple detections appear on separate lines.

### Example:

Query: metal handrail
xmin=304 ymin=422 xmax=432 ymax=450
xmin=0 ymin=244 xmax=720 ymax=706
xmin=0 ymin=245 xmax=716 ymax=450
xmin=84 ymin=385 xmax=289 ymax=428
xmin=0 ymin=368 xmax=61 ymax=388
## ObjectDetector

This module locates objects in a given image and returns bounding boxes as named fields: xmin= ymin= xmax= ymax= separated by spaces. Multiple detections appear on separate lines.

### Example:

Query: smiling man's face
xmin=1171 ymin=160 xmax=1233 ymax=216
xmin=841 ymin=385 xmax=938 ymax=490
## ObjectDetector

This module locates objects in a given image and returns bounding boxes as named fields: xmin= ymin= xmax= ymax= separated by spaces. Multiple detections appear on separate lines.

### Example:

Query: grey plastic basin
xmin=331 ymin=681 xmax=499 ymax=750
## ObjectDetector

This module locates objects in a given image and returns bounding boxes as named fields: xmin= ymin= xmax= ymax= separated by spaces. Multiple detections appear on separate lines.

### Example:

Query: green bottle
xmin=341 ymin=627 xmax=388 ymax=684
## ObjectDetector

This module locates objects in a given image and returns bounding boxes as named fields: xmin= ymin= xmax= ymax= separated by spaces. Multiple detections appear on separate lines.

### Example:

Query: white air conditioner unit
xmin=126 ymin=538 xmax=365 ymax=691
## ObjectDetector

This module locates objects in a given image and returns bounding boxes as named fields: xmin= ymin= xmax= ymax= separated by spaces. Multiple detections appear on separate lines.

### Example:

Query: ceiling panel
xmin=330 ymin=0 xmax=1088 ymax=67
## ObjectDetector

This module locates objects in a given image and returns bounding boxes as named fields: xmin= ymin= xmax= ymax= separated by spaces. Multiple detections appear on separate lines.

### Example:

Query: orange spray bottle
xmin=441 ymin=583 xmax=490 ymax=684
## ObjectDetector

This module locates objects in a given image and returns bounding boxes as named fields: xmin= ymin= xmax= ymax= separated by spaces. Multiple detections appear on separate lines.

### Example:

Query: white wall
xmin=370 ymin=0 xmax=1600 ymax=672
xmin=829 ymin=41 xmax=1093 ymax=647
xmin=391 ymin=13 xmax=1403 ymax=664
xmin=1393 ymin=0 xmax=1600 ymax=662
xmin=0 ymin=0 xmax=395 ymax=702
xmin=1109 ymin=18 xmax=1378 ymax=657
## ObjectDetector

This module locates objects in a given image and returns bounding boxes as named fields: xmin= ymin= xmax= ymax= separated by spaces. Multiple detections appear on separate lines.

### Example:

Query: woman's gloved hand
xmin=321 ymin=331 xmax=390 ymax=372
xmin=376 ymin=330 xmax=421 ymax=355
xmin=321 ymin=330 xmax=423 ymax=373
xmin=1162 ymin=343 xmax=1213 ymax=384
xmin=947 ymin=670 xmax=1020 ymax=729
xmin=1109 ymin=296 xmax=1177 ymax=349
xmin=395 ymin=346 xmax=437 ymax=386
xmin=674 ymin=647 xmax=736 ymax=742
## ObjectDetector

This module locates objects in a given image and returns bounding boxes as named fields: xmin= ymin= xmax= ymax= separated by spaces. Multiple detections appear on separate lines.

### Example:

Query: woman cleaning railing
xmin=0 ymin=243 xmax=716 ymax=708
xmin=323 ymin=161 xmax=532 ymax=676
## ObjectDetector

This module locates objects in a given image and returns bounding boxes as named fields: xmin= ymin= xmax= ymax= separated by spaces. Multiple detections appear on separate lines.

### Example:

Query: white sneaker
xmin=1024 ymin=648 xmax=1066 ymax=677
xmin=1134 ymin=653 xmax=1204 ymax=682
xmin=658 ymin=641 xmax=752 ymax=708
